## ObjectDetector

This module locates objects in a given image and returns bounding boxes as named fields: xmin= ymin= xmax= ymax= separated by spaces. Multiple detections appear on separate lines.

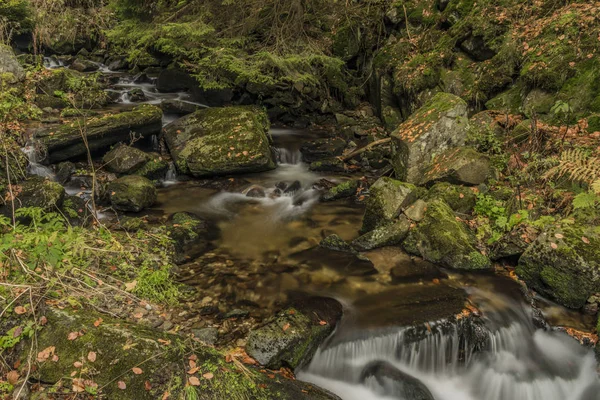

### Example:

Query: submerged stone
xmin=360 ymin=361 xmax=435 ymax=400
xmin=320 ymin=234 xmax=356 ymax=253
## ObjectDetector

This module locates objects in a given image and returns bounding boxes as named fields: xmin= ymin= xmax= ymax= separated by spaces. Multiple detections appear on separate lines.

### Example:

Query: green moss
xmin=424 ymin=182 xmax=477 ymax=214
xmin=108 ymin=175 xmax=157 ymax=212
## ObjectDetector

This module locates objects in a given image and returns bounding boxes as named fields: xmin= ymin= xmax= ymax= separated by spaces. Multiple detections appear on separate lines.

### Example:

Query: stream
xmin=33 ymin=61 xmax=600 ymax=400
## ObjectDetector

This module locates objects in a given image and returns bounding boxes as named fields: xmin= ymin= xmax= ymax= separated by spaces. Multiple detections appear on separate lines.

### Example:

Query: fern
xmin=544 ymin=148 xmax=600 ymax=186
xmin=572 ymin=192 xmax=600 ymax=210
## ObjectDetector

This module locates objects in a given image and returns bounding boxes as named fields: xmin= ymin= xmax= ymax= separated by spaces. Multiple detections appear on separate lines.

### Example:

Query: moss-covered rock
xmin=320 ymin=234 xmax=356 ymax=253
xmin=403 ymin=200 xmax=491 ymax=270
xmin=352 ymin=217 xmax=411 ymax=251
xmin=391 ymin=93 xmax=469 ymax=183
xmin=321 ymin=180 xmax=359 ymax=202
xmin=103 ymin=144 xmax=151 ymax=175
xmin=516 ymin=224 xmax=600 ymax=309
xmin=108 ymin=175 xmax=157 ymax=212
xmin=362 ymin=177 xmax=421 ymax=233
xmin=70 ymin=58 xmax=99 ymax=72
xmin=309 ymin=158 xmax=346 ymax=172
xmin=485 ymin=84 xmax=524 ymax=114
xmin=168 ymin=212 xmax=218 ymax=264
xmin=246 ymin=297 xmax=342 ymax=370
xmin=60 ymin=195 xmax=91 ymax=227
xmin=36 ymin=105 xmax=163 ymax=163
xmin=419 ymin=147 xmax=492 ymax=187
xmin=132 ymin=154 xmax=169 ymax=181
xmin=35 ymin=68 xmax=108 ymax=109
xmin=423 ymin=182 xmax=477 ymax=215
xmin=163 ymin=106 xmax=275 ymax=177
xmin=523 ymin=89 xmax=556 ymax=119
xmin=0 ymin=44 xmax=25 ymax=83
xmin=27 ymin=307 xmax=339 ymax=400
xmin=0 ymin=177 xmax=65 ymax=216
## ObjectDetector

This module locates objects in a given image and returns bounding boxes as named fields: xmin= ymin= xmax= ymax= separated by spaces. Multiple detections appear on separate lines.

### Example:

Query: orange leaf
xmin=318 ymin=320 xmax=327 ymax=326
xmin=145 ymin=381 xmax=152 ymax=391
xmin=132 ymin=367 xmax=143 ymax=375
xmin=118 ymin=381 xmax=127 ymax=390
xmin=582 ymin=236 xmax=590 ymax=244
xmin=203 ymin=372 xmax=214 ymax=380
xmin=93 ymin=318 xmax=103 ymax=327
xmin=7 ymin=370 xmax=19 ymax=385
xmin=87 ymin=351 xmax=97 ymax=362
xmin=189 ymin=354 xmax=198 ymax=361
xmin=187 ymin=367 xmax=199 ymax=375
xmin=67 ymin=331 xmax=80 ymax=341
xmin=14 ymin=306 xmax=26 ymax=315
xmin=189 ymin=360 xmax=197 ymax=369
xmin=189 ymin=376 xmax=200 ymax=386
xmin=74 ymin=361 xmax=83 ymax=368
xmin=282 ymin=323 xmax=290 ymax=331
xmin=554 ymin=233 xmax=564 ymax=239
xmin=550 ymin=242 xmax=558 ymax=249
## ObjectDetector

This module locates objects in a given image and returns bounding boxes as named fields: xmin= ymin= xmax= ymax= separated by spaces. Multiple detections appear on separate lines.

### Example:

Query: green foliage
xmin=0 ymin=0 xmax=34 ymax=41
xmin=0 ymin=321 xmax=34 ymax=350
xmin=572 ymin=191 xmax=600 ymax=210
xmin=475 ymin=194 xmax=531 ymax=244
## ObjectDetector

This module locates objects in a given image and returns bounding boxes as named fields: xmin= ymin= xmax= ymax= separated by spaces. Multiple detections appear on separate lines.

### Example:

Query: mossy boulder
xmin=459 ymin=35 xmax=496 ymax=61
xmin=168 ymin=212 xmax=218 ymax=264
xmin=0 ymin=177 xmax=65 ymax=216
xmin=108 ymin=175 xmax=157 ymax=212
xmin=132 ymin=154 xmax=170 ymax=181
xmin=423 ymin=182 xmax=477 ymax=215
xmin=160 ymin=99 xmax=202 ymax=116
xmin=391 ymin=93 xmax=469 ymax=183
xmin=309 ymin=158 xmax=346 ymax=172
xmin=35 ymin=69 xmax=108 ymax=109
xmin=300 ymin=137 xmax=347 ymax=163
xmin=163 ymin=106 xmax=275 ymax=177
xmin=321 ymin=180 xmax=359 ymax=202
xmin=36 ymin=105 xmax=163 ymax=163
xmin=361 ymin=177 xmax=421 ymax=233
xmin=0 ymin=44 xmax=25 ymax=83
xmin=320 ymin=234 xmax=356 ymax=253
xmin=419 ymin=147 xmax=492 ymax=187
xmin=485 ymin=84 xmax=524 ymax=114
xmin=516 ymin=224 xmax=600 ymax=309
xmin=70 ymin=58 xmax=99 ymax=72
xmin=27 ymin=307 xmax=339 ymax=400
xmin=352 ymin=217 xmax=411 ymax=251
xmin=523 ymin=89 xmax=556 ymax=119
xmin=103 ymin=144 xmax=151 ymax=175
xmin=246 ymin=297 xmax=343 ymax=370
xmin=403 ymin=200 xmax=491 ymax=270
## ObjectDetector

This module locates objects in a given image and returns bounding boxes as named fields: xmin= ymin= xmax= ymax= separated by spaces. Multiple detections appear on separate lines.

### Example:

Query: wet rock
xmin=362 ymin=177 xmax=420 ymax=233
xmin=300 ymin=137 xmax=346 ymax=163
xmin=223 ymin=309 xmax=249 ymax=319
xmin=490 ymin=227 xmax=534 ymax=261
xmin=108 ymin=175 xmax=157 ymax=212
xmin=516 ymin=224 xmax=600 ymax=309
xmin=192 ymin=327 xmax=219 ymax=345
xmin=459 ymin=35 xmax=496 ymax=61
xmin=309 ymin=157 xmax=346 ymax=172
xmin=160 ymin=99 xmax=202 ymax=115
xmin=390 ymin=257 xmax=445 ymax=283
xmin=102 ymin=144 xmax=150 ymax=175
xmin=107 ymin=57 xmax=128 ymax=71
xmin=36 ymin=105 xmax=163 ymax=163
xmin=245 ymin=186 xmax=266 ymax=198
xmin=404 ymin=199 xmax=428 ymax=222
xmin=320 ymin=234 xmax=356 ymax=253
xmin=423 ymin=182 xmax=477 ymax=215
xmin=132 ymin=153 xmax=169 ymax=181
xmin=156 ymin=68 xmax=196 ymax=92
xmin=70 ymin=58 xmax=99 ymax=72
xmin=127 ymin=88 xmax=147 ymax=102
xmin=0 ymin=44 xmax=25 ymax=83
xmin=352 ymin=217 xmax=411 ymax=251
xmin=403 ymin=200 xmax=491 ymax=270
xmin=55 ymin=161 xmax=76 ymax=184
xmin=322 ymin=180 xmax=359 ymax=202
xmin=0 ymin=177 xmax=64 ymax=216
xmin=291 ymin=247 xmax=377 ymax=277
xmin=246 ymin=297 xmax=343 ymax=369
xmin=360 ymin=361 xmax=435 ymax=400
xmin=391 ymin=92 xmax=469 ymax=183
xmin=169 ymin=211 xmax=218 ymax=264
xmin=163 ymin=106 xmax=275 ymax=177
xmin=419 ymin=147 xmax=492 ymax=187
xmin=283 ymin=180 xmax=301 ymax=194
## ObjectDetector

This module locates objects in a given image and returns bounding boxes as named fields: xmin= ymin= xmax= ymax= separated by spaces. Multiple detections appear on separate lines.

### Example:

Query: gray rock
xmin=103 ymin=144 xmax=150 ymax=175
xmin=352 ymin=217 xmax=411 ymax=251
xmin=160 ymin=99 xmax=202 ymax=115
xmin=360 ymin=361 xmax=435 ymax=400
xmin=459 ymin=35 xmax=496 ymax=61
xmin=404 ymin=199 xmax=428 ymax=221
xmin=362 ymin=177 xmax=420 ymax=233
xmin=107 ymin=175 xmax=157 ymax=212
xmin=0 ymin=44 xmax=25 ymax=83
xmin=192 ymin=327 xmax=219 ymax=345
xmin=300 ymin=137 xmax=346 ymax=163
xmin=246 ymin=186 xmax=266 ymax=198
xmin=320 ymin=234 xmax=356 ymax=253
xmin=70 ymin=58 xmax=99 ymax=72
xmin=419 ymin=147 xmax=492 ymax=187
xmin=55 ymin=161 xmax=75 ymax=184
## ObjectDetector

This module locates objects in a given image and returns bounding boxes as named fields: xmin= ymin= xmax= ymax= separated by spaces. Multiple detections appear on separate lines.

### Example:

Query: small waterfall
xmin=151 ymin=135 xmax=160 ymax=151
xmin=275 ymin=147 xmax=302 ymax=165
xmin=163 ymin=162 xmax=178 ymax=184
xmin=43 ymin=56 xmax=64 ymax=69
xmin=299 ymin=294 xmax=600 ymax=400
xmin=21 ymin=142 xmax=55 ymax=179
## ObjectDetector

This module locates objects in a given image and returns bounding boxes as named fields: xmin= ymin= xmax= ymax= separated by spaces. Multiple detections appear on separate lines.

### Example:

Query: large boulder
xmin=246 ymin=297 xmax=343 ymax=370
xmin=163 ymin=106 xmax=275 ymax=177
xmin=516 ymin=224 xmax=600 ymax=309
xmin=419 ymin=147 xmax=492 ymax=187
xmin=403 ymin=200 xmax=491 ymax=270
xmin=361 ymin=177 xmax=421 ymax=233
xmin=0 ymin=44 xmax=25 ymax=83
xmin=391 ymin=92 xmax=469 ymax=183
xmin=36 ymin=105 xmax=163 ymax=163
xmin=24 ymin=307 xmax=340 ymax=400
xmin=103 ymin=144 xmax=151 ymax=175
xmin=0 ymin=177 xmax=65 ymax=216
xmin=108 ymin=175 xmax=157 ymax=212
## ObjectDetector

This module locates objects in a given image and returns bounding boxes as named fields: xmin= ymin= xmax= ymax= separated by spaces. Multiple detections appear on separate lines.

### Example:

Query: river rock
xmin=246 ymin=297 xmax=343 ymax=369
xmin=423 ymin=182 xmax=477 ymax=215
xmin=360 ymin=361 xmax=435 ymax=400
xmin=419 ymin=147 xmax=492 ymax=187
xmin=103 ymin=144 xmax=150 ymax=174
xmin=362 ymin=177 xmax=421 ymax=233
xmin=168 ymin=212 xmax=218 ymax=264
xmin=25 ymin=307 xmax=339 ymax=400
xmin=132 ymin=153 xmax=169 ymax=181
xmin=320 ymin=234 xmax=356 ymax=253
xmin=0 ymin=177 xmax=65 ymax=216
xmin=309 ymin=157 xmax=346 ymax=172
xmin=160 ymin=99 xmax=202 ymax=115
xmin=516 ymin=224 xmax=600 ymax=309
xmin=321 ymin=180 xmax=359 ymax=202
xmin=403 ymin=200 xmax=491 ymax=270
xmin=163 ymin=106 xmax=275 ymax=177
xmin=391 ymin=92 xmax=469 ymax=183
xmin=245 ymin=186 xmax=266 ymax=198
xmin=300 ymin=137 xmax=346 ymax=163
xmin=352 ymin=216 xmax=411 ymax=251
xmin=36 ymin=105 xmax=163 ymax=163
xmin=55 ymin=161 xmax=76 ymax=184
xmin=108 ymin=175 xmax=157 ymax=212
xmin=0 ymin=44 xmax=25 ymax=83
xmin=127 ymin=88 xmax=147 ymax=102
xmin=70 ymin=58 xmax=99 ymax=72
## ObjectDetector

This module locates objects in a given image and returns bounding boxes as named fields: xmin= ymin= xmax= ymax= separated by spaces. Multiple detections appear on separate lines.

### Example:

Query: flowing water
xmin=28 ymin=63 xmax=600 ymax=399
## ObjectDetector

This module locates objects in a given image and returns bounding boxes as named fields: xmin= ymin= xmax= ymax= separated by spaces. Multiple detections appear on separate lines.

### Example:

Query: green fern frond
xmin=572 ymin=191 xmax=600 ymax=210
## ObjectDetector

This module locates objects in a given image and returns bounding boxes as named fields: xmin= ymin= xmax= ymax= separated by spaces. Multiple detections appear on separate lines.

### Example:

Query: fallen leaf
xmin=145 ymin=380 xmax=152 ymax=391
xmin=203 ymin=372 xmax=214 ymax=380
xmin=162 ymin=391 xmax=170 ymax=400
xmin=582 ymin=236 xmax=590 ymax=244
xmin=39 ymin=316 xmax=48 ymax=326
xmin=72 ymin=378 xmax=86 ymax=393
xmin=125 ymin=280 xmax=137 ymax=292
xmin=14 ymin=306 xmax=26 ymax=315
xmin=87 ymin=351 xmax=97 ymax=362
xmin=7 ymin=370 xmax=19 ymax=385
xmin=282 ymin=323 xmax=290 ymax=331
xmin=37 ymin=346 xmax=56 ymax=362
xmin=118 ymin=381 xmax=127 ymax=390
xmin=189 ymin=354 xmax=198 ymax=361
xmin=74 ymin=361 xmax=83 ymax=368
xmin=132 ymin=367 xmax=143 ymax=375
xmin=550 ymin=242 xmax=558 ymax=249
xmin=52 ymin=354 xmax=59 ymax=362
xmin=158 ymin=339 xmax=171 ymax=346
xmin=67 ymin=331 xmax=80 ymax=341
xmin=189 ymin=376 xmax=200 ymax=386
xmin=554 ymin=233 xmax=564 ymax=239
xmin=187 ymin=367 xmax=199 ymax=374
xmin=189 ymin=360 xmax=197 ymax=369
xmin=318 ymin=320 xmax=327 ymax=326
xmin=93 ymin=318 xmax=103 ymax=327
